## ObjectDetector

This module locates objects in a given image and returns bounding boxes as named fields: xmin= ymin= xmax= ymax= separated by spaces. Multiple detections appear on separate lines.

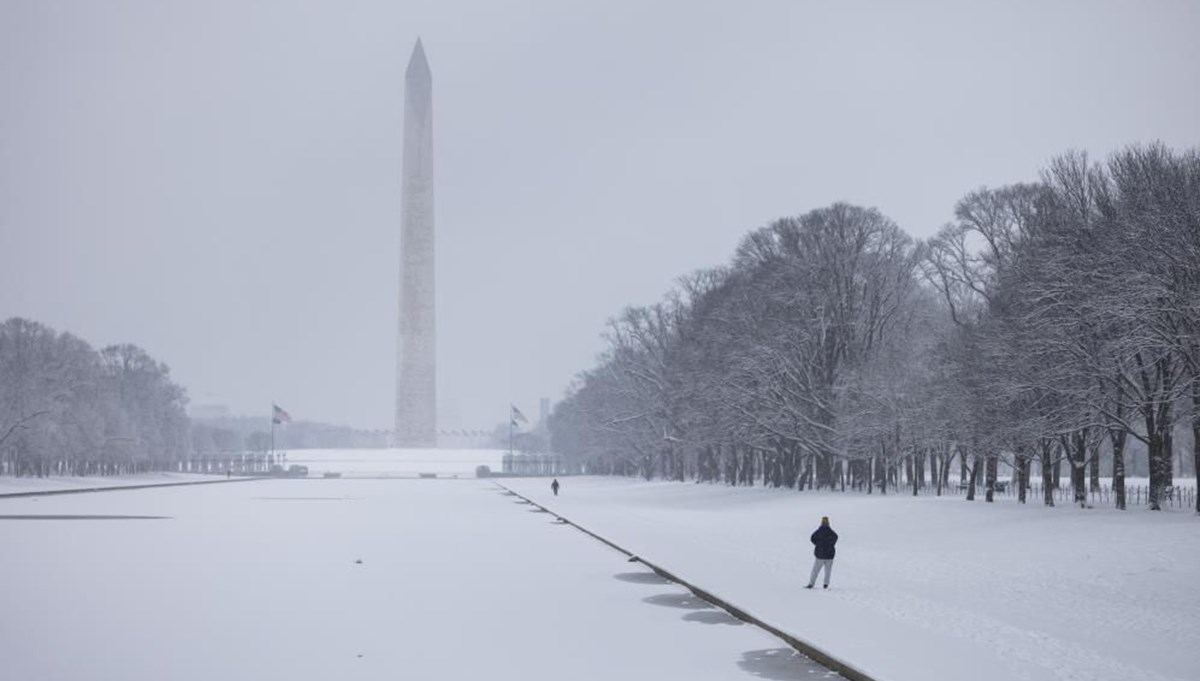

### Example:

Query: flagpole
xmin=270 ymin=403 xmax=275 ymax=468
xmin=509 ymin=405 xmax=513 ymax=458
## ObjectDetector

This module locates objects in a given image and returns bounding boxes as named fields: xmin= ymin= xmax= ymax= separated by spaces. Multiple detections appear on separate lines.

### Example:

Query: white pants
xmin=808 ymin=558 xmax=833 ymax=586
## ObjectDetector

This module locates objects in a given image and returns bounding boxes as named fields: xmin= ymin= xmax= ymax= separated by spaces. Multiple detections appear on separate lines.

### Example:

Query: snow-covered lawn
xmin=0 ymin=477 xmax=835 ymax=680
xmin=504 ymin=476 xmax=1199 ymax=681
xmin=0 ymin=472 xmax=231 ymax=496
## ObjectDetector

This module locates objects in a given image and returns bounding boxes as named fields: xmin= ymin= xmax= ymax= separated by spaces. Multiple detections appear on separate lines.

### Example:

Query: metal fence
xmin=938 ymin=480 xmax=1196 ymax=509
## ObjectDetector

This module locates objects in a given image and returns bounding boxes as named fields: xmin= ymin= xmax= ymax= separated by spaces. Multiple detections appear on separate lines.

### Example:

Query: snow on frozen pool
xmin=286 ymin=447 xmax=507 ymax=477
xmin=504 ymin=476 xmax=1200 ymax=681
xmin=0 ymin=448 xmax=506 ymax=497
xmin=0 ymin=472 xmax=230 ymax=496
xmin=0 ymin=477 xmax=839 ymax=681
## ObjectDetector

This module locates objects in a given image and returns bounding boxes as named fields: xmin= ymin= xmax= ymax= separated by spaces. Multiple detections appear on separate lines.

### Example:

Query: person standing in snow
xmin=551 ymin=478 xmax=560 ymax=496
xmin=805 ymin=516 xmax=838 ymax=589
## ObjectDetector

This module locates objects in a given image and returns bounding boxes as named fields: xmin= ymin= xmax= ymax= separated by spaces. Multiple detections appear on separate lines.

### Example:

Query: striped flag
xmin=511 ymin=404 xmax=528 ymax=427
xmin=272 ymin=404 xmax=292 ymax=425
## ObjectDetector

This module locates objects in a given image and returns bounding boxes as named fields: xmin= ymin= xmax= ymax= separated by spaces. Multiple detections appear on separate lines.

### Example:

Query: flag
xmin=511 ymin=404 xmax=528 ymax=427
xmin=272 ymin=404 xmax=292 ymax=425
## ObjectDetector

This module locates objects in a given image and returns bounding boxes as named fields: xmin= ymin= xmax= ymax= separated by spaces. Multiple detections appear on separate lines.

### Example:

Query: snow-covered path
xmin=504 ymin=476 xmax=1200 ymax=681
xmin=0 ymin=478 xmax=839 ymax=680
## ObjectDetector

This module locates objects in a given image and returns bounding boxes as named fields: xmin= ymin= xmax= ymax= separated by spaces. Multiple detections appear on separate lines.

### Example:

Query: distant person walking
xmin=551 ymin=478 xmax=560 ymax=496
xmin=805 ymin=516 xmax=838 ymax=590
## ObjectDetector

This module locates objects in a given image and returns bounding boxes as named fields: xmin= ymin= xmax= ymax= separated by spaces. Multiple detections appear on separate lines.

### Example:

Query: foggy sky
xmin=2 ymin=0 xmax=1199 ymax=431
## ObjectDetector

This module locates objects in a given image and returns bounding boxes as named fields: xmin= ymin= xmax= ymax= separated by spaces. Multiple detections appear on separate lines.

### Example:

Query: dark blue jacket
xmin=811 ymin=525 xmax=838 ymax=560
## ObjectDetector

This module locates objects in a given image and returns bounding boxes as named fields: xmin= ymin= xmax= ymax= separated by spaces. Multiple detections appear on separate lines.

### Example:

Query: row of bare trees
xmin=0 ymin=317 xmax=190 ymax=477
xmin=549 ymin=143 xmax=1200 ymax=512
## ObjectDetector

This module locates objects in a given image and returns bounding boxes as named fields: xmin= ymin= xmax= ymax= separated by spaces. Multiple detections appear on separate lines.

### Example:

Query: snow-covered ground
xmin=0 ymin=477 xmax=837 ymax=681
xmin=7 ymin=452 xmax=1191 ymax=681
xmin=0 ymin=472 xmax=230 ymax=496
xmin=286 ymin=447 xmax=506 ymax=477
xmin=504 ymin=476 xmax=1200 ymax=681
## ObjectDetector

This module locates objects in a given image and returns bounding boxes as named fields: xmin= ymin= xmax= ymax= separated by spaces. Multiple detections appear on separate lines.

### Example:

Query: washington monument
xmin=395 ymin=39 xmax=436 ymax=447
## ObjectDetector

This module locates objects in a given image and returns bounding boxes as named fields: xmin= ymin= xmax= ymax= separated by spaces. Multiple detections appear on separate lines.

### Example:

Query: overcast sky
xmin=2 ymin=0 xmax=1199 ymax=432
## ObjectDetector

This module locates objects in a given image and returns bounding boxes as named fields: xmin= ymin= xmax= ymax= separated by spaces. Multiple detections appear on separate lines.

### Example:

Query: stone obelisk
xmin=395 ymin=39 xmax=436 ymax=447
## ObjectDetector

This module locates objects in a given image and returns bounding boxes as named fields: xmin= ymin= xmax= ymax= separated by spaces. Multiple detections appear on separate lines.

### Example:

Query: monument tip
xmin=407 ymin=38 xmax=430 ymax=78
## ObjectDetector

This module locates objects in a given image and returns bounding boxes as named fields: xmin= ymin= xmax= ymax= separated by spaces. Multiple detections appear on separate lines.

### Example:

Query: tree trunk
xmin=784 ymin=445 xmax=800 ymax=489
xmin=1147 ymin=433 xmax=1162 ymax=509
xmin=942 ymin=448 xmax=954 ymax=493
xmin=1194 ymin=376 xmax=1200 ymax=513
xmin=893 ymin=424 xmax=902 ymax=494
xmin=1016 ymin=448 xmax=1028 ymax=504
xmin=1071 ymin=431 xmax=1087 ymax=506
xmin=1089 ymin=442 xmax=1100 ymax=493
xmin=878 ymin=441 xmax=887 ymax=495
xmin=1041 ymin=439 xmax=1055 ymax=507
xmin=1162 ymin=425 xmax=1174 ymax=496
xmin=966 ymin=455 xmax=978 ymax=501
xmin=1052 ymin=450 xmax=1062 ymax=491
xmin=985 ymin=452 xmax=997 ymax=503
xmin=1141 ymin=354 xmax=1175 ymax=511
xmin=907 ymin=453 xmax=916 ymax=501
xmin=1111 ymin=428 xmax=1127 ymax=511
